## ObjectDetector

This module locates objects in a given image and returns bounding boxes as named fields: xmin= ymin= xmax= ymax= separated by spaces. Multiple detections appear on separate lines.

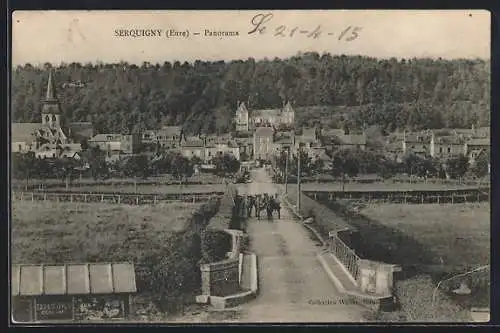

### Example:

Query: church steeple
xmin=41 ymin=69 xmax=63 ymax=129
xmin=45 ymin=69 xmax=58 ymax=102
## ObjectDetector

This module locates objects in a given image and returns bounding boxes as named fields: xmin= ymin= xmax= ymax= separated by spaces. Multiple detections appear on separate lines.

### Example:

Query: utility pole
xmin=297 ymin=146 xmax=301 ymax=211
xmin=284 ymin=149 xmax=289 ymax=194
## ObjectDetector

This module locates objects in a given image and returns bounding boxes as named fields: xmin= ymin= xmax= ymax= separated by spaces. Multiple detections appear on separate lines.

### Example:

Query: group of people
xmin=244 ymin=193 xmax=281 ymax=220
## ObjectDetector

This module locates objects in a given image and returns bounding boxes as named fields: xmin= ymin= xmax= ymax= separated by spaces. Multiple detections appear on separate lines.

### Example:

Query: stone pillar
xmin=200 ymin=264 xmax=211 ymax=296
xmin=225 ymin=229 xmax=243 ymax=259
xmin=358 ymin=260 xmax=378 ymax=294
xmin=358 ymin=260 xmax=401 ymax=297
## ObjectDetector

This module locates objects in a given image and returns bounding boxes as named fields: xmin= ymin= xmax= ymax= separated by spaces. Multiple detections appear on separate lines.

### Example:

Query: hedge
xmin=133 ymin=198 xmax=219 ymax=314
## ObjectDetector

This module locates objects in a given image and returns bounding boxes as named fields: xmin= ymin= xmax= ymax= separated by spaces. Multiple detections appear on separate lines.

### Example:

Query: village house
xmin=35 ymin=143 xmax=83 ymax=160
xmin=464 ymin=138 xmax=490 ymax=164
xmin=430 ymin=133 xmax=466 ymax=159
xmin=178 ymin=135 xmax=241 ymax=163
xmin=179 ymin=136 xmax=206 ymax=161
xmin=233 ymin=137 xmax=253 ymax=161
xmin=11 ymin=70 xmax=93 ymax=157
xmin=321 ymin=128 xmax=367 ymax=152
xmin=253 ymin=126 xmax=276 ymax=161
xmin=402 ymin=132 xmax=430 ymax=158
xmin=89 ymin=133 xmax=141 ymax=155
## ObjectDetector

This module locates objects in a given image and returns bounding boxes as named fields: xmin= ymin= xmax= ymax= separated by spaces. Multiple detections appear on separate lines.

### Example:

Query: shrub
xmin=395 ymin=275 xmax=470 ymax=322
xmin=200 ymin=230 xmax=232 ymax=264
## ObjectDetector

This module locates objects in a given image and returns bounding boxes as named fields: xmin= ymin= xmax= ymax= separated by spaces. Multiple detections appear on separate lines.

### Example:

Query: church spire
xmin=45 ymin=69 xmax=58 ymax=102
xmin=41 ymin=69 xmax=64 ymax=129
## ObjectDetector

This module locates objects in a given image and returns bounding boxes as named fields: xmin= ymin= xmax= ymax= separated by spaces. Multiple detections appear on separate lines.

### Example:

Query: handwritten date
xmin=249 ymin=13 xmax=361 ymax=41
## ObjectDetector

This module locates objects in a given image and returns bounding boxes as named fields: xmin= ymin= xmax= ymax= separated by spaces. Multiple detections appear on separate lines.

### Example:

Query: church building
xmin=11 ymin=69 xmax=94 ymax=156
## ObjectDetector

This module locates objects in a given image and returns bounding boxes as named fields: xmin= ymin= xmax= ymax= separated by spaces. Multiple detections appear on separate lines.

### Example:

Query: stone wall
xmin=200 ymin=258 xmax=240 ymax=297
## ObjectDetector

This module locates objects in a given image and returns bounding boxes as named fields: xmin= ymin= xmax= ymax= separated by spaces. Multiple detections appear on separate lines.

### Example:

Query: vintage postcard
xmin=10 ymin=10 xmax=490 ymax=324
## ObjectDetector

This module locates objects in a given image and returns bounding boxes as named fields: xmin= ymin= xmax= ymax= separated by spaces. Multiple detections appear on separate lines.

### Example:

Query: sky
xmin=12 ymin=10 xmax=490 ymax=65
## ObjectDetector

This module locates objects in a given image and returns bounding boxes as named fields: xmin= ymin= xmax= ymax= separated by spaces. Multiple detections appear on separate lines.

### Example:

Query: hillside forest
xmin=11 ymin=53 xmax=490 ymax=135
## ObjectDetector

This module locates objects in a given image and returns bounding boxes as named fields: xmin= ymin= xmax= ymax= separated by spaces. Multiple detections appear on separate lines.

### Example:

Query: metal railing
xmin=330 ymin=233 xmax=361 ymax=282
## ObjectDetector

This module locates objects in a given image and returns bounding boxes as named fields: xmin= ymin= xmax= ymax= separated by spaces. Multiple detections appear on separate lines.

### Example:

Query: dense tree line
xmin=12 ymin=54 xmax=489 ymax=135
xmin=12 ymin=149 xmax=243 ymax=188
xmin=272 ymin=148 xmax=489 ymax=188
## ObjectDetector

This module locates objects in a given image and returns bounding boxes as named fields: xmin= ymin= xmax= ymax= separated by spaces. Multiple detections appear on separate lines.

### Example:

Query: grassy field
xmin=11 ymin=200 xmax=221 ymax=318
xmin=356 ymin=203 xmax=490 ymax=320
xmin=11 ymin=201 xmax=202 ymax=264
xmin=358 ymin=203 xmax=490 ymax=270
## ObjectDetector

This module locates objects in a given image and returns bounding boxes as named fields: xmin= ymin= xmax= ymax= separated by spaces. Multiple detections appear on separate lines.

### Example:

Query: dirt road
xmin=233 ymin=168 xmax=367 ymax=323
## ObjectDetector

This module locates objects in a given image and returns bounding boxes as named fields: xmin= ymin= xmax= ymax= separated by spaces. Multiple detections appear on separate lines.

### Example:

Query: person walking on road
xmin=247 ymin=195 xmax=255 ymax=218
xmin=274 ymin=193 xmax=281 ymax=219
xmin=255 ymin=194 xmax=261 ymax=220
xmin=266 ymin=195 xmax=274 ymax=220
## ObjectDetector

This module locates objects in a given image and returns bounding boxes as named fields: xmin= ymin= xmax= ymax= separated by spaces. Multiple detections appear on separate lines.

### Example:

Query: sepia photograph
xmin=10 ymin=10 xmax=490 ymax=323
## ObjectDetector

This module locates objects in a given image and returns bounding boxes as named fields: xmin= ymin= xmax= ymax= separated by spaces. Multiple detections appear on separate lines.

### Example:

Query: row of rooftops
xmin=12 ymin=122 xmax=94 ymax=145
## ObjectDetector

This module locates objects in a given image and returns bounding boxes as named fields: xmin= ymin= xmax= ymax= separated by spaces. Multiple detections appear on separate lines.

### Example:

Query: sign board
xmin=34 ymin=297 xmax=73 ymax=321
xmin=74 ymin=295 xmax=125 ymax=321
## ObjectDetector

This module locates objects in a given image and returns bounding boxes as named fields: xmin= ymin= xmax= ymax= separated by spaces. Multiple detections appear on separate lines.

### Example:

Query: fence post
xmin=31 ymin=193 xmax=34 ymax=201
xmin=20 ymin=192 xmax=23 ymax=201
xmin=70 ymin=194 xmax=73 ymax=203
xmin=314 ymin=193 xmax=317 ymax=201
xmin=136 ymin=196 xmax=139 ymax=205
xmin=421 ymin=195 xmax=424 ymax=204
xmin=84 ymin=194 xmax=87 ymax=202
xmin=44 ymin=193 xmax=47 ymax=201
xmin=154 ymin=196 xmax=157 ymax=205
xmin=118 ymin=195 xmax=121 ymax=204
xmin=437 ymin=195 xmax=440 ymax=204
xmin=101 ymin=194 xmax=104 ymax=203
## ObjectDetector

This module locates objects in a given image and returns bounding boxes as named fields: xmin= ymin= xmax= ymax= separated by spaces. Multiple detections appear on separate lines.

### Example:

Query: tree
xmin=11 ymin=57 xmax=490 ymax=135
xmin=80 ymin=138 xmax=89 ymax=151
xmin=331 ymin=149 xmax=360 ymax=191
xmin=211 ymin=153 xmax=241 ymax=176
xmin=445 ymin=155 xmax=469 ymax=180
xmin=378 ymin=158 xmax=397 ymax=180
xmin=58 ymin=157 xmax=81 ymax=189
xmin=171 ymin=153 xmax=194 ymax=184
xmin=403 ymin=153 xmax=437 ymax=179
xmin=123 ymin=154 xmax=150 ymax=179
xmin=471 ymin=151 xmax=490 ymax=179
xmin=87 ymin=146 xmax=108 ymax=180
xmin=12 ymin=152 xmax=36 ymax=190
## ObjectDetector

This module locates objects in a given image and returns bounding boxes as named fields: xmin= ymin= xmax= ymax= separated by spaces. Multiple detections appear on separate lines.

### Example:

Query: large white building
xmin=234 ymin=101 xmax=295 ymax=132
